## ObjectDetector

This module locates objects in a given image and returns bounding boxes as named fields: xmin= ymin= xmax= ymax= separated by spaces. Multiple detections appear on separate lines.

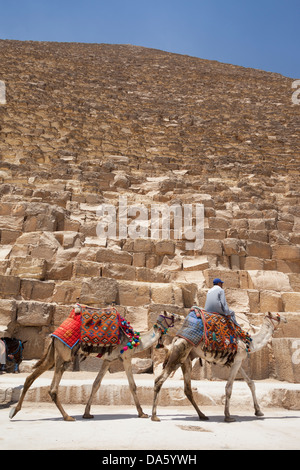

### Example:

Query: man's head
xmin=213 ymin=278 xmax=224 ymax=287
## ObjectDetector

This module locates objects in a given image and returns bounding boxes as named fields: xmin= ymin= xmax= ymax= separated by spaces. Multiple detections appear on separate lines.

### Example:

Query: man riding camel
xmin=205 ymin=278 xmax=238 ymax=325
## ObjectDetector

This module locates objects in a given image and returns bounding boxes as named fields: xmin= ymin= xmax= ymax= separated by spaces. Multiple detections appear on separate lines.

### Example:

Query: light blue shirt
xmin=205 ymin=285 xmax=237 ymax=324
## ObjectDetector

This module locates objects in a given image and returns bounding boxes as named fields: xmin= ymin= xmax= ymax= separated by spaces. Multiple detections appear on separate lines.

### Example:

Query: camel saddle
xmin=176 ymin=307 xmax=252 ymax=364
xmin=79 ymin=304 xmax=121 ymax=347
xmin=51 ymin=304 xmax=139 ymax=353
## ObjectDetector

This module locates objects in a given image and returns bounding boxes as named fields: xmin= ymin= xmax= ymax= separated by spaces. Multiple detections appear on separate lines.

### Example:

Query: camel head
xmin=266 ymin=312 xmax=287 ymax=328
xmin=154 ymin=311 xmax=184 ymax=348
xmin=155 ymin=311 xmax=184 ymax=333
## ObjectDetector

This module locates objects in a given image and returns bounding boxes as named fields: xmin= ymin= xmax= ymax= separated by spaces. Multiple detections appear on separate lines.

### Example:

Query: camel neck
xmin=136 ymin=326 xmax=161 ymax=353
xmin=250 ymin=319 xmax=274 ymax=353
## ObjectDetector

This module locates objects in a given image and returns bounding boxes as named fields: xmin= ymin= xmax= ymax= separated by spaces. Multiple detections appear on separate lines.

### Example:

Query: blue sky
xmin=0 ymin=0 xmax=299 ymax=78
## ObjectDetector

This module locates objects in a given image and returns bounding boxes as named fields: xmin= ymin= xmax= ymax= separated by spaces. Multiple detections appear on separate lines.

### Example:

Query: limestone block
xmin=158 ymin=254 xmax=182 ymax=272
xmin=288 ymin=274 xmax=300 ymax=292
xmin=272 ymin=338 xmax=300 ymax=382
xmin=112 ymin=173 xmax=130 ymax=189
xmin=46 ymin=261 xmax=73 ymax=280
xmin=0 ymin=299 xmax=17 ymax=328
xmin=0 ymin=229 xmax=22 ymax=244
xmin=225 ymin=289 xmax=250 ymax=313
xmin=203 ymin=269 xmax=240 ymax=288
xmin=133 ymin=239 xmax=153 ymax=253
xmin=151 ymin=284 xmax=174 ymax=304
xmin=201 ymin=239 xmax=223 ymax=256
xmin=223 ymin=238 xmax=245 ymax=256
xmin=126 ymin=306 xmax=148 ymax=332
xmin=20 ymin=279 xmax=55 ymax=301
xmin=247 ymin=290 xmax=260 ymax=313
xmin=208 ymin=217 xmax=230 ymax=229
xmin=73 ymin=260 xmax=101 ymax=278
xmin=247 ymin=270 xmax=292 ymax=292
xmin=246 ymin=240 xmax=271 ymax=259
xmin=23 ymin=203 xmax=65 ymax=232
xmin=260 ymin=290 xmax=283 ymax=312
xmin=136 ymin=267 xmax=166 ymax=283
xmin=272 ymin=245 xmax=300 ymax=260
xmin=10 ymin=257 xmax=46 ymax=280
xmin=182 ymin=256 xmax=209 ymax=271
xmin=248 ymin=219 xmax=266 ymax=230
xmin=118 ymin=281 xmax=150 ymax=307
xmin=0 ymin=245 xmax=12 ymax=259
xmin=132 ymin=252 xmax=145 ymax=267
xmin=102 ymin=263 xmax=136 ymax=281
xmin=281 ymin=292 xmax=300 ymax=312
xmin=80 ymin=278 xmax=118 ymax=305
xmin=178 ymin=283 xmax=198 ymax=308
xmin=244 ymin=346 xmax=271 ymax=380
xmin=53 ymin=304 xmax=74 ymax=327
xmin=15 ymin=326 xmax=48 ymax=359
xmin=95 ymin=247 xmax=132 ymax=265
xmin=0 ymin=274 xmax=20 ymax=296
xmin=154 ymin=240 xmax=175 ymax=256
xmin=17 ymin=301 xmax=55 ymax=326
xmin=0 ymin=216 xmax=24 ymax=230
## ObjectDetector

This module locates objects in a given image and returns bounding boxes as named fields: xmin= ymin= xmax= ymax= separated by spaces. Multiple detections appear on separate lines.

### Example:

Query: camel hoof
xmin=139 ymin=413 xmax=149 ymax=418
xmin=255 ymin=410 xmax=264 ymax=417
xmin=199 ymin=414 xmax=209 ymax=421
xmin=64 ymin=415 xmax=76 ymax=422
xmin=82 ymin=413 xmax=94 ymax=419
xmin=224 ymin=416 xmax=236 ymax=423
xmin=151 ymin=416 xmax=161 ymax=422
xmin=9 ymin=407 xmax=18 ymax=419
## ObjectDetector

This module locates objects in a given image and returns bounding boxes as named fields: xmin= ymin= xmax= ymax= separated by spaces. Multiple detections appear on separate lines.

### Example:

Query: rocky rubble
xmin=0 ymin=40 xmax=299 ymax=381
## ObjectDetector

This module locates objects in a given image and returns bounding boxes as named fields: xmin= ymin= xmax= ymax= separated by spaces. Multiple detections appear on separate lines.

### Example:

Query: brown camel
xmin=151 ymin=311 xmax=286 ymax=423
xmin=9 ymin=311 xmax=183 ymax=421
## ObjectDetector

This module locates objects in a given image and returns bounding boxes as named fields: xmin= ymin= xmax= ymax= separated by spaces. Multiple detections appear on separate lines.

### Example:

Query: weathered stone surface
xmin=17 ymin=301 xmax=54 ymax=326
xmin=80 ymin=278 xmax=118 ymax=305
xmin=0 ymin=40 xmax=299 ymax=379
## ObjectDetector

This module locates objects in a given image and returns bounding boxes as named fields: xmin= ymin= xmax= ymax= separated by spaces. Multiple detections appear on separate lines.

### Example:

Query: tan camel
xmin=151 ymin=311 xmax=286 ymax=423
xmin=9 ymin=311 xmax=183 ymax=421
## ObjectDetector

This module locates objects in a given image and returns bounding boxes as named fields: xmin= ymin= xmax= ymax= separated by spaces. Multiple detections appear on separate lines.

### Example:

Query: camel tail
xmin=33 ymin=336 xmax=55 ymax=369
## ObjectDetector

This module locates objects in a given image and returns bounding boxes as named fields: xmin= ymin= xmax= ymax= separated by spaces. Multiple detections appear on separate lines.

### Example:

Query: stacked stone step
xmin=0 ymin=40 xmax=299 ymax=381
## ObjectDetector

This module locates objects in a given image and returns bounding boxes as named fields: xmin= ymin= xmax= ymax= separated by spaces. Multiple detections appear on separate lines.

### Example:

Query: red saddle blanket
xmin=52 ymin=309 xmax=81 ymax=349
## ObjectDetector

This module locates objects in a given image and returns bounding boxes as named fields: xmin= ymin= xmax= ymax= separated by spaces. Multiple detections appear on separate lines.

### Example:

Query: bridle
xmin=155 ymin=313 xmax=176 ymax=335
xmin=265 ymin=312 xmax=281 ymax=329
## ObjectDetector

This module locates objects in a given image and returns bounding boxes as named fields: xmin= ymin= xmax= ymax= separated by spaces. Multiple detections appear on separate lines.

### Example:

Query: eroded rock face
xmin=0 ymin=40 xmax=299 ymax=380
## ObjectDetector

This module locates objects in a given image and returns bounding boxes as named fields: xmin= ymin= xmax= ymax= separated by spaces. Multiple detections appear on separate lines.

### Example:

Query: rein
xmin=266 ymin=312 xmax=281 ymax=329
xmin=155 ymin=314 xmax=175 ymax=335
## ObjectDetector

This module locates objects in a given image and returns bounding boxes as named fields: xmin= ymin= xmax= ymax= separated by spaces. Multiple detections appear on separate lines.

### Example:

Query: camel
xmin=9 ymin=310 xmax=183 ymax=422
xmin=151 ymin=311 xmax=287 ymax=423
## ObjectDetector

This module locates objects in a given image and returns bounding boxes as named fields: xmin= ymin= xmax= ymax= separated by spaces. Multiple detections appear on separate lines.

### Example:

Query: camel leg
xmin=224 ymin=359 xmax=242 ymax=423
xmin=48 ymin=356 xmax=73 ymax=421
xmin=239 ymin=366 xmax=264 ymax=417
xmin=151 ymin=361 xmax=180 ymax=422
xmin=82 ymin=359 xmax=110 ymax=419
xmin=122 ymin=357 xmax=148 ymax=418
xmin=181 ymin=358 xmax=208 ymax=421
xmin=9 ymin=341 xmax=55 ymax=419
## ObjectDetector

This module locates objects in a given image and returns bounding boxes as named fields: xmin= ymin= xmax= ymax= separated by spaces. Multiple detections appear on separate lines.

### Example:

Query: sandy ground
xmin=1 ymin=402 xmax=300 ymax=451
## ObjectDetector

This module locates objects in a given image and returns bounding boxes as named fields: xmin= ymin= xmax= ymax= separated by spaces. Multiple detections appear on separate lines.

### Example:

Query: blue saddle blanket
xmin=176 ymin=310 xmax=204 ymax=346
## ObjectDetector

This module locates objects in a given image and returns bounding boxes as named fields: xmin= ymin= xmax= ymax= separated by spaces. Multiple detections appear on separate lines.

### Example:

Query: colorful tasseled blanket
xmin=80 ymin=305 xmax=121 ymax=347
xmin=51 ymin=304 xmax=140 ymax=352
xmin=176 ymin=307 xmax=252 ymax=363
